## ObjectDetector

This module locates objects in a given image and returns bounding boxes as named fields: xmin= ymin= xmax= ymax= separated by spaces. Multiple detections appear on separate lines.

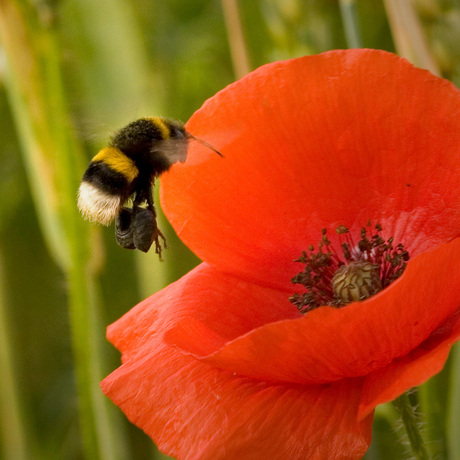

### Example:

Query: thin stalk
xmin=393 ymin=391 xmax=430 ymax=460
xmin=447 ymin=342 xmax=460 ymax=460
xmin=221 ymin=0 xmax=251 ymax=79
xmin=0 ymin=2 xmax=70 ymax=269
xmin=418 ymin=371 xmax=449 ymax=459
xmin=0 ymin=1 xmax=122 ymax=458
xmin=0 ymin=250 xmax=30 ymax=460
xmin=339 ymin=0 xmax=363 ymax=48
xmin=383 ymin=0 xmax=440 ymax=75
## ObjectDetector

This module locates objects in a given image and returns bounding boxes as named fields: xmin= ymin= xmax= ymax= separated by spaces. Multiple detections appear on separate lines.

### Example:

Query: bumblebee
xmin=78 ymin=116 xmax=222 ymax=255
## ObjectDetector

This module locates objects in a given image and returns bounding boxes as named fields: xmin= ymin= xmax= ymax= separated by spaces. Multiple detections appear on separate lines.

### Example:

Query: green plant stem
xmin=393 ymin=391 xmax=430 ymax=460
xmin=418 ymin=370 xmax=449 ymax=459
xmin=221 ymin=0 xmax=251 ymax=78
xmin=383 ymin=0 xmax=440 ymax=75
xmin=447 ymin=342 xmax=460 ymax=460
xmin=0 ymin=251 xmax=29 ymax=460
xmin=339 ymin=0 xmax=363 ymax=48
xmin=0 ymin=1 xmax=122 ymax=458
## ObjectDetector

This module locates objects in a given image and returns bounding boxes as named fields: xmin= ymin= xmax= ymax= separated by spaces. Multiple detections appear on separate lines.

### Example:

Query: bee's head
xmin=166 ymin=119 xmax=187 ymax=139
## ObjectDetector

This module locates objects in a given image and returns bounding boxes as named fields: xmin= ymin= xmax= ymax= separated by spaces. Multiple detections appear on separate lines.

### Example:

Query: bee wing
xmin=151 ymin=138 xmax=189 ymax=165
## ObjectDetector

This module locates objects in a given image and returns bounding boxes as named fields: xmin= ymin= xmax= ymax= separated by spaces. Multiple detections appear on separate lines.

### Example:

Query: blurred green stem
xmin=221 ymin=0 xmax=251 ymax=78
xmin=447 ymin=342 xmax=460 ymax=460
xmin=383 ymin=0 xmax=440 ymax=75
xmin=339 ymin=0 xmax=363 ymax=48
xmin=0 ymin=1 xmax=122 ymax=458
xmin=419 ymin=370 xmax=449 ymax=459
xmin=0 ymin=250 xmax=29 ymax=460
xmin=393 ymin=391 xmax=429 ymax=460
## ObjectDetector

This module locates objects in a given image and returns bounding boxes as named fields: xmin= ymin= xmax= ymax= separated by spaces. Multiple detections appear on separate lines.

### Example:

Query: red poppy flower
xmin=101 ymin=49 xmax=460 ymax=459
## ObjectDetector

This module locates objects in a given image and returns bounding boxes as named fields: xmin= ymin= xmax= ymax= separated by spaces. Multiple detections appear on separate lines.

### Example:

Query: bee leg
xmin=134 ymin=210 xmax=166 ymax=257
xmin=115 ymin=208 xmax=136 ymax=249
xmin=152 ymin=222 xmax=167 ymax=258
xmin=138 ymin=184 xmax=167 ymax=256
xmin=127 ymin=207 xmax=154 ymax=253
xmin=115 ymin=206 xmax=158 ymax=253
xmin=125 ymin=187 xmax=165 ymax=255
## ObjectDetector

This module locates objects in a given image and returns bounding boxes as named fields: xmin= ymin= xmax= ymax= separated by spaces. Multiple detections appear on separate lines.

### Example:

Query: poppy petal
xmin=102 ymin=341 xmax=372 ymax=459
xmin=162 ymin=49 xmax=460 ymax=289
xmin=106 ymin=262 xmax=299 ymax=364
xmin=166 ymin=239 xmax=460 ymax=385
xmin=358 ymin=311 xmax=460 ymax=419
xmin=102 ymin=264 xmax=372 ymax=459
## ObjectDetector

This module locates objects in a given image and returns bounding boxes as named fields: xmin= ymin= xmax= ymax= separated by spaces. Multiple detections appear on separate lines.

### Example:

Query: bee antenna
xmin=187 ymin=133 xmax=224 ymax=158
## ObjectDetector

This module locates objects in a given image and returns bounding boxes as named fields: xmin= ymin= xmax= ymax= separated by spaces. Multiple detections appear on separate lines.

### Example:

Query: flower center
xmin=289 ymin=223 xmax=410 ymax=314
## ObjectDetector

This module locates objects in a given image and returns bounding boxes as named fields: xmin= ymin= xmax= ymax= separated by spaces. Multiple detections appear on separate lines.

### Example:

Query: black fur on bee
xmin=78 ymin=116 xmax=222 ymax=256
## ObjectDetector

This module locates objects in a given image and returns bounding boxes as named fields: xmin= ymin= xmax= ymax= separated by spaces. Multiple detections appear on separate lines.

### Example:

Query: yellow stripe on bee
xmin=146 ymin=116 xmax=170 ymax=139
xmin=92 ymin=146 xmax=139 ymax=182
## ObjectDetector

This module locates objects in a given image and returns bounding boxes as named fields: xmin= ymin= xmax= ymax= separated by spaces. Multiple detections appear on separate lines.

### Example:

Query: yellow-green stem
xmin=221 ymin=0 xmax=251 ymax=79
xmin=0 ymin=1 xmax=122 ymax=458
xmin=447 ymin=342 xmax=460 ymax=460
xmin=383 ymin=0 xmax=440 ymax=75
xmin=393 ymin=391 xmax=430 ymax=460
xmin=419 ymin=372 xmax=448 ymax=458
xmin=0 ymin=250 xmax=30 ymax=460
xmin=339 ymin=0 xmax=363 ymax=48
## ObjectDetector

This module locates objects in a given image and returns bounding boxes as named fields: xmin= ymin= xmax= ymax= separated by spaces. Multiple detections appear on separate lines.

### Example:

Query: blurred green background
xmin=0 ymin=1 xmax=459 ymax=459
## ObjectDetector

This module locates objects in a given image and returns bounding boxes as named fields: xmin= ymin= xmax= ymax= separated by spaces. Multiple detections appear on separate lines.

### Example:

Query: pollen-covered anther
xmin=290 ymin=222 xmax=410 ymax=314
xmin=332 ymin=261 xmax=382 ymax=305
